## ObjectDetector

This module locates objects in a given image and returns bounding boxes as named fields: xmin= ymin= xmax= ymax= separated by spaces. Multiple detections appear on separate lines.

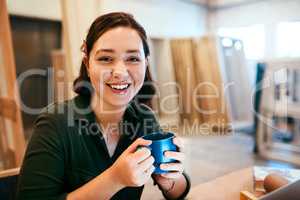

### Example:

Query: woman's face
xmin=87 ymin=27 xmax=147 ymax=110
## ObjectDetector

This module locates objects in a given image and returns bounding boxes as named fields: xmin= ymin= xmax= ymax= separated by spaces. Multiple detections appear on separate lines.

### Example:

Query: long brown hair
xmin=73 ymin=12 xmax=155 ymax=106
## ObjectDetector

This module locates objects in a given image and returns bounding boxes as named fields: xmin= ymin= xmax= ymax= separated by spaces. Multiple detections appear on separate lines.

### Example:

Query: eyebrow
xmin=95 ymin=49 xmax=141 ymax=54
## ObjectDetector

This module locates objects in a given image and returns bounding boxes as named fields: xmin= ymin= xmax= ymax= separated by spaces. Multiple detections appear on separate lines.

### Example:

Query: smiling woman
xmin=16 ymin=12 xmax=190 ymax=200
xmin=73 ymin=13 xmax=155 ymax=108
xmin=85 ymin=26 xmax=147 ymax=108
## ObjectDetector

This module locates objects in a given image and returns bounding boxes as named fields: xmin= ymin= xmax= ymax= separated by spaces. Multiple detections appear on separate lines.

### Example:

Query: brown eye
xmin=98 ymin=56 xmax=113 ymax=63
xmin=127 ymin=56 xmax=140 ymax=63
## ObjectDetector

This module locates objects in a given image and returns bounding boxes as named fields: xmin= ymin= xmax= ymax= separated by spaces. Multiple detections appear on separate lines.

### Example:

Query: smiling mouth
xmin=105 ymin=83 xmax=131 ymax=91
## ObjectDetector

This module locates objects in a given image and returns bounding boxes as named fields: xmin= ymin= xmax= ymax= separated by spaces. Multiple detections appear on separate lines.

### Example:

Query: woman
xmin=17 ymin=12 xmax=190 ymax=200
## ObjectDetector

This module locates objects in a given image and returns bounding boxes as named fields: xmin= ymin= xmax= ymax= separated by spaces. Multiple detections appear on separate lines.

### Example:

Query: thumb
xmin=125 ymin=138 xmax=152 ymax=154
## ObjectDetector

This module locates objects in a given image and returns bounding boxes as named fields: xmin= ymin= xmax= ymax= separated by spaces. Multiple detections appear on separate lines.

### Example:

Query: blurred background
xmin=1 ymin=0 xmax=300 ymax=199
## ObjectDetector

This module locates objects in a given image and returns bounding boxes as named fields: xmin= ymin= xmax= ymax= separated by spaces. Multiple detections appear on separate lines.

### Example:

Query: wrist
xmin=155 ymin=173 xmax=190 ymax=200
xmin=163 ymin=179 xmax=176 ymax=194
xmin=154 ymin=175 xmax=176 ymax=194
xmin=106 ymin=166 xmax=124 ymax=190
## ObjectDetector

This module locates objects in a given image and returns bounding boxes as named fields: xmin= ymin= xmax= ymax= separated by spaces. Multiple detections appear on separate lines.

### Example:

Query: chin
xmin=104 ymin=91 xmax=135 ymax=107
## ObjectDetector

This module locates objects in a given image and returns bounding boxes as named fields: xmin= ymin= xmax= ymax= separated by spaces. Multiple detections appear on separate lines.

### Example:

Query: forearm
xmin=67 ymin=167 xmax=123 ymax=200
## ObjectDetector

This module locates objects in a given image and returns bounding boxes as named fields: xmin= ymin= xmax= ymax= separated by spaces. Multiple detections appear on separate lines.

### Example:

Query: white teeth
xmin=109 ymin=84 xmax=129 ymax=90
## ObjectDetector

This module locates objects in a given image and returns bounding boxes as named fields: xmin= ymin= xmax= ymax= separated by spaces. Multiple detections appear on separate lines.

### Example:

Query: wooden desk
xmin=188 ymin=167 xmax=254 ymax=200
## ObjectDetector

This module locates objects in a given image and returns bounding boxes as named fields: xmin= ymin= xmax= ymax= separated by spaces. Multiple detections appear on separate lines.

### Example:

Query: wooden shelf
xmin=267 ymin=142 xmax=300 ymax=153
xmin=257 ymin=59 xmax=300 ymax=166
xmin=262 ymin=101 xmax=300 ymax=118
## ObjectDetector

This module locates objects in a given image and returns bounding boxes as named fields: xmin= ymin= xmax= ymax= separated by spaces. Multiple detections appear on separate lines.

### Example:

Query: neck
xmin=91 ymin=93 xmax=126 ymax=129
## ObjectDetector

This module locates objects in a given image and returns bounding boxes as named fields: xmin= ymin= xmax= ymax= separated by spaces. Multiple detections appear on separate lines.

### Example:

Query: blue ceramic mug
xmin=142 ymin=132 xmax=177 ymax=174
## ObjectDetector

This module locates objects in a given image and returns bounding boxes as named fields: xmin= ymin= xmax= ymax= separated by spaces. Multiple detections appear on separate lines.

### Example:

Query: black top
xmin=16 ymin=95 xmax=190 ymax=200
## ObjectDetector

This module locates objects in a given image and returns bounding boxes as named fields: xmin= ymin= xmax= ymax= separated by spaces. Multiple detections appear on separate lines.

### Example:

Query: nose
xmin=112 ymin=61 xmax=129 ymax=79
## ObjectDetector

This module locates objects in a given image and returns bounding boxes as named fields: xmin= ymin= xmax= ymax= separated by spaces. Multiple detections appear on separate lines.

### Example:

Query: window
xmin=276 ymin=21 xmax=300 ymax=58
xmin=218 ymin=24 xmax=265 ymax=60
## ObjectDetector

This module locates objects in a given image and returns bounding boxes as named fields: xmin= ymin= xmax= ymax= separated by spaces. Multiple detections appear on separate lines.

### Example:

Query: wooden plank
xmin=257 ymin=59 xmax=300 ymax=164
xmin=193 ymin=35 xmax=231 ymax=133
xmin=0 ymin=115 xmax=7 ymax=169
xmin=0 ymin=98 xmax=17 ymax=121
xmin=0 ymin=0 xmax=26 ymax=168
xmin=240 ymin=191 xmax=258 ymax=200
xmin=170 ymin=39 xmax=201 ymax=126
xmin=220 ymin=38 xmax=253 ymax=123
xmin=149 ymin=39 xmax=180 ymax=128
xmin=188 ymin=167 xmax=254 ymax=200
xmin=0 ymin=167 xmax=19 ymax=178
xmin=51 ymin=50 xmax=69 ymax=102
xmin=0 ymin=96 xmax=16 ymax=169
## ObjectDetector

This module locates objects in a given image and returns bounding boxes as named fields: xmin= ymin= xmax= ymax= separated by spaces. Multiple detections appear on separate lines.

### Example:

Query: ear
xmin=83 ymin=56 xmax=89 ymax=69
xmin=83 ymin=57 xmax=90 ymax=78
xmin=81 ymin=40 xmax=89 ymax=69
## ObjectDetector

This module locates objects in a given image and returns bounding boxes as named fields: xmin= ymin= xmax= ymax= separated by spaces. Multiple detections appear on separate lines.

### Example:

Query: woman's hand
xmin=109 ymin=138 xmax=155 ymax=188
xmin=152 ymin=137 xmax=185 ymax=186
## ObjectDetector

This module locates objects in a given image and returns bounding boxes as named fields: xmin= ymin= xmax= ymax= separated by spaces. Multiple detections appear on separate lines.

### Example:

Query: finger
xmin=160 ymin=163 xmax=184 ymax=173
xmin=143 ymin=165 xmax=155 ymax=179
xmin=160 ymin=172 xmax=182 ymax=179
xmin=132 ymin=147 xmax=152 ymax=163
xmin=173 ymin=137 xmax=184 ymax=152
xmin=135 ymin=165 xmax=155 ymax=187
xmin=164 ymin=151 xmax=185 ymax=162
xmin=125 ymin=138 xmax=152 ymax=154
xmin=138 ymin=156 xmax=155 ymax=172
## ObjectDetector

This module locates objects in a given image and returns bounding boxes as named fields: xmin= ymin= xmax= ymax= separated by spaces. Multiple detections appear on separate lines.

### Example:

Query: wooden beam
xmin=0 ymin=167 xmax=20 ymax=178
xmin=0 ymin=98 xmax=17 ymax=121
xmin=51 ymin=50 xmax=69 ymax=102
xmin=0 ymin=0 xmax=26 ymax=168
xmin=193 ymin=35 xmax=231 ymax=133
xmin=149 ymin=39 xmax=180 ymax=128
xmin=170 ymin=39 xmax=201 ymax=126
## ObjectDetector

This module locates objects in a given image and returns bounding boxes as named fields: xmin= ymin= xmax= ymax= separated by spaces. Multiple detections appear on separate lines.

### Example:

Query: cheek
xmin=88 ymin=67 xmax=110 ymax=88
xmin=131 ymin=66 xmax=146 ymax=88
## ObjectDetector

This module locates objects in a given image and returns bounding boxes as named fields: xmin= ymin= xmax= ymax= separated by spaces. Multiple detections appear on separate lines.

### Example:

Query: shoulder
xmin=30 ymin=96 xmax=83 ymax=143
xmin=37 ymin=95 xmax=87 ymax=125
xmin=26 ymin=97 xmax=82 ymax=153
